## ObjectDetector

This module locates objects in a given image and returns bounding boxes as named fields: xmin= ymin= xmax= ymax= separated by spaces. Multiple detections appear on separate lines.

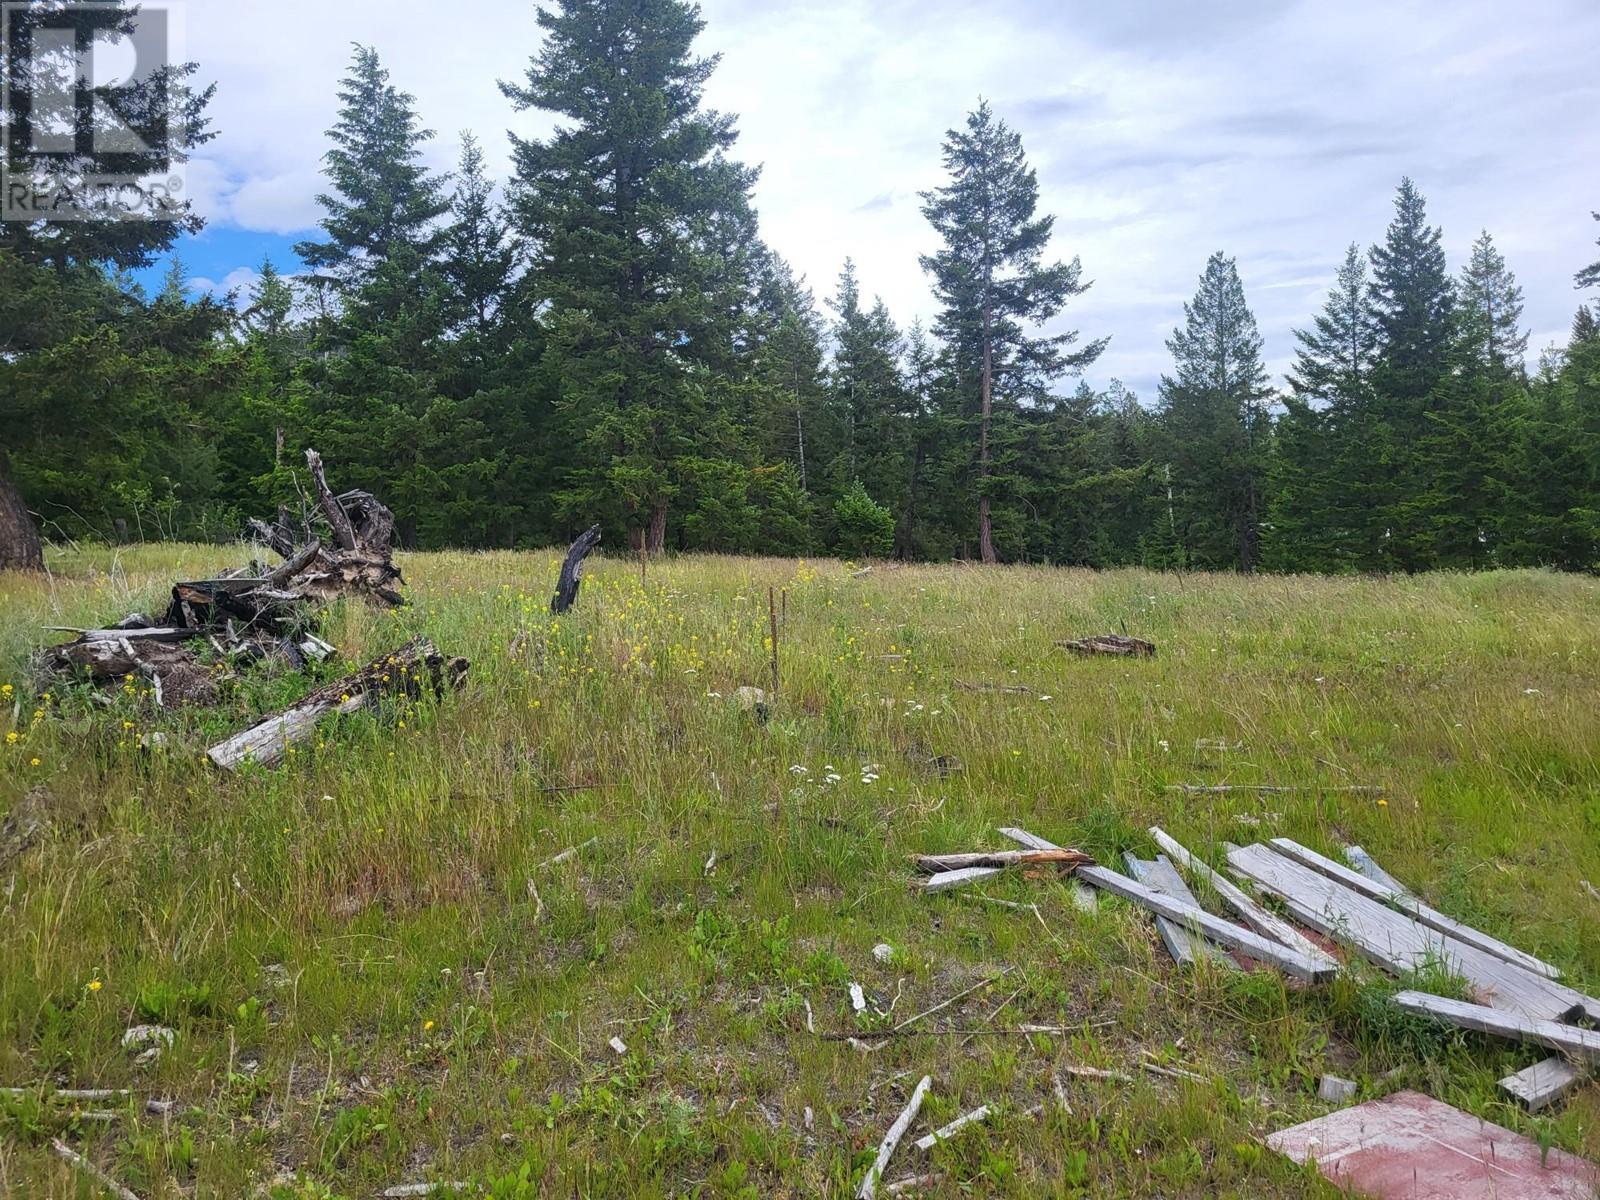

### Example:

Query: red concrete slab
xmin=1266 ymin=1090 xmax=1599 ymax=1198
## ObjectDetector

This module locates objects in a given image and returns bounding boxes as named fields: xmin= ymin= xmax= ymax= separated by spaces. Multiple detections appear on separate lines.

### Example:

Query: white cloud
xmin=179 ymin=0 xmax=1600 ymax=397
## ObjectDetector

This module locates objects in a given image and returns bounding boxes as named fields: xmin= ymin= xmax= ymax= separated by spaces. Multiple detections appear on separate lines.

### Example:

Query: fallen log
xmin=551 ymin=524 xmax=602 ymax=614
xmin=37 ymin=636 xmax=222 ymax=707
xmin=208 ymin=637 xmax=468 ymax=770
xmin=1057 ymin=634 xmax=1155 ymax=657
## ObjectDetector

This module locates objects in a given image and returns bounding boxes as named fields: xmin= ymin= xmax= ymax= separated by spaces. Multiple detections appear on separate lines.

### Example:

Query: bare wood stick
xmin=1061 ymin=1064 xmax=1135 ymax=1084
xmin=768 ymin=584 xmax=780 ymax=693
xmin=858 ymin=1075 xmax=931 ymax=1200
xmin=915 ymin=848 xmax=1092 ymax=874
xmin=884 ymin=1173 xmax=943 ymax=1196
xmin=305 ymin=450 xmax=357 ymax=551
xmin=1165 ymin=784 xmax=1383 ymax=795
xmin=823 ymin=1020 xmax=1115 ymax=1042
xmin=1140 ymin=1056 xmax=1209 ymax=1083
xmin=2 ymin=1087 xmax=130 ymax=1101
xmin=267 ymin=538 xmax=322 ymax=585
xmin=534 ymin=837 xmax=597 ymax=870
xmin=50 ymin=1138 xmax=141 ymax=1200
xmin=893 ymin=968 xmax=1012 ymax=1033
xmin=912 ymin=1104 xmax=991 ymax=1152
xmin=1580 ymin=880 xmax=1600 ymax=905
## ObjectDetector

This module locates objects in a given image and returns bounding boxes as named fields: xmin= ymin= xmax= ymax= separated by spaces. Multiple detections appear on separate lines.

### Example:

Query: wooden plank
xmin=1266 ymin=1089 xmax=1600 ymax=1199
xmin=998 ymin=831 xmax=1335 ymax=983
xmin=992 ymin=826 xmax=1097 ymax=912
xmin=1499 ymin=1056 xmax=1587 ymax=1112
xmin=921 ymin=866 xmax=1004 ymax=893
xmin=1343 ymin=845 xmax=1413 ymax=897
xmin=1124 ymin=853 xmax=1199 ymax=967
xmin=916 ymin=848 xmax=1091 ymax=873
xmin=911 ymin=1104 xmax=991 ymax=1152
xmin=1149 ymin=826 xmax=1335 ymax=966
xmin=1391 ymin=991 xmax=1600 ymax=1065
xmin=1123 ymin=853 xmax=1235 ymax=969
xmin=1230 ymin=844 xmax=1599 ymax=1022
xmin=1265 ymin=837 xmax=1561 ymax=980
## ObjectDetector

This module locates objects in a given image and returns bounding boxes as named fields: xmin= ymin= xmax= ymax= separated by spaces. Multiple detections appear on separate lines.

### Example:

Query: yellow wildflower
xmin=87 ymin=979 xmax=102 ymax=992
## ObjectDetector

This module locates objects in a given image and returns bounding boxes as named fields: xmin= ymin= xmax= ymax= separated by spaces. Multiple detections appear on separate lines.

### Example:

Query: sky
xmin=163 ymin=0 xmax=1600 ymax=401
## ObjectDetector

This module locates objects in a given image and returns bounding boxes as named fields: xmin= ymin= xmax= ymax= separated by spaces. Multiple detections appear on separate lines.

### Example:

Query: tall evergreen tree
xmin=919 ymin=99 xmax=1105 ymax=563
xmin=1269 ymin=244 xmax=1380 ymax=569
xmin=295 ymin=45 xmax=451 ymax=542
xmin=1365 ymin=178 xmax=1458 ymax=569
xmin=441 ymin=134 xmax=519 ymax=344
xmin=1368 ymin=178 xmax=1456 ymax=402
xmin=1577 ymin=212 xmax=1600 ymax=293
xmin=1458 ymin=229 xmax=1527 ymax=376
xmin=1574 ymin=304 xmax=1599 ymax=346
xmin=503 ymin=0 xmax=759 ymax=553
xmin=294 ymin=45 xmax=448 ymax=304
xmin=827 ymin=260 xmax=912 ymax=514
xmin=1158 ymin=252 xmax=1272 ymax=571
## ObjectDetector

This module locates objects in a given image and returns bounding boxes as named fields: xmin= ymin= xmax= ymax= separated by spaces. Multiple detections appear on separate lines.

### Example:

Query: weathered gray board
xmin=1391 ymin=991 xmax=1600 ymax=1065
xmin=1499 ymin=1057 xmax=1587 ymax=1112
xmin=1265 ymin=838 xmax=1560 ymax=980
xmin=1343 ymin=845 xmax=1412 ymax=897
xmin=1001 ymin=829 xmax=1336 ymax=983
xmin=1229 ymin=844 xmax=1599 ymax=1022
xmin=1148 ymin=826 xmax=1334 ymax=966
xmin=1122 ymin=853 xmax=1234 ymax=970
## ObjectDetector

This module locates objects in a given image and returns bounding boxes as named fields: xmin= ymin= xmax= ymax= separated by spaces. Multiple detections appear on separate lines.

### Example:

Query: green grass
xmin=2 ymin=545 xmax=1598 ymax=1197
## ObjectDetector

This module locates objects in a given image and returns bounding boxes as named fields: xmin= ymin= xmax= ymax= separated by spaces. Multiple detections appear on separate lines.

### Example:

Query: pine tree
xmin=919 ymin=99 xmax=1106 ymax=563
xmin=827 ymin=260 xmax=911 ymax=522
xmin=1573 ymin=304 xmax=1598 ymax=346
xmin=1577 ymin=212 xmax=1600 ymax=293
xmin=1458 ymin=230 xmax=1527 ymax=376
xmin=1269 ymin=244 xmax=1380 ymax=570
xmin=441 ymin=134 xmax=518 ymax=344
xmin=294 ymin=45 xmax=448 ymax=305
xmin=503 ymin=0 xmax=759 ymax=553
xmin=1366 ymin=178 xmax=1457 ymax=570
xmin=1158 ymin=252 xmax=1273 ymax=571
xmin=295 ymin=46 xmax=451 ymax=542
xmin=1368 ymin=178 xmax=1455 ymax=403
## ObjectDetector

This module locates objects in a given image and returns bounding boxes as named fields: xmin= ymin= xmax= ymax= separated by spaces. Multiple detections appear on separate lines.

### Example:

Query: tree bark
xmin=0 ymin=448 xmax=44 ymax=572
xmin=647 ymin=502 xmax=667 ymax=556
xmin=551 ymin=524 xmax=601 ymax=614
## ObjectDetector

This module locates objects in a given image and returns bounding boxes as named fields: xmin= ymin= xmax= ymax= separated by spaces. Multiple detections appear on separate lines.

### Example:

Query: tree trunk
xmin=978 ymin=304 xmax=996 ymax=564
xmin=0 ymin=448 xmax=44 ymax=572
xmin=647 ymin=502 xmax=667 ymax=556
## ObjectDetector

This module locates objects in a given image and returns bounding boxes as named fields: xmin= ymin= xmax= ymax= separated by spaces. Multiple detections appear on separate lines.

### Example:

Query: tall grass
xmin=1 ymin=546 xmax=1597 ymax=1196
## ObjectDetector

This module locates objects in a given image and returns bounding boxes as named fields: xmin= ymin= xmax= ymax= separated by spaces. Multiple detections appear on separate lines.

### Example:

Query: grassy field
xmin=2 ymin=545 xmax=1599 ymax=1198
